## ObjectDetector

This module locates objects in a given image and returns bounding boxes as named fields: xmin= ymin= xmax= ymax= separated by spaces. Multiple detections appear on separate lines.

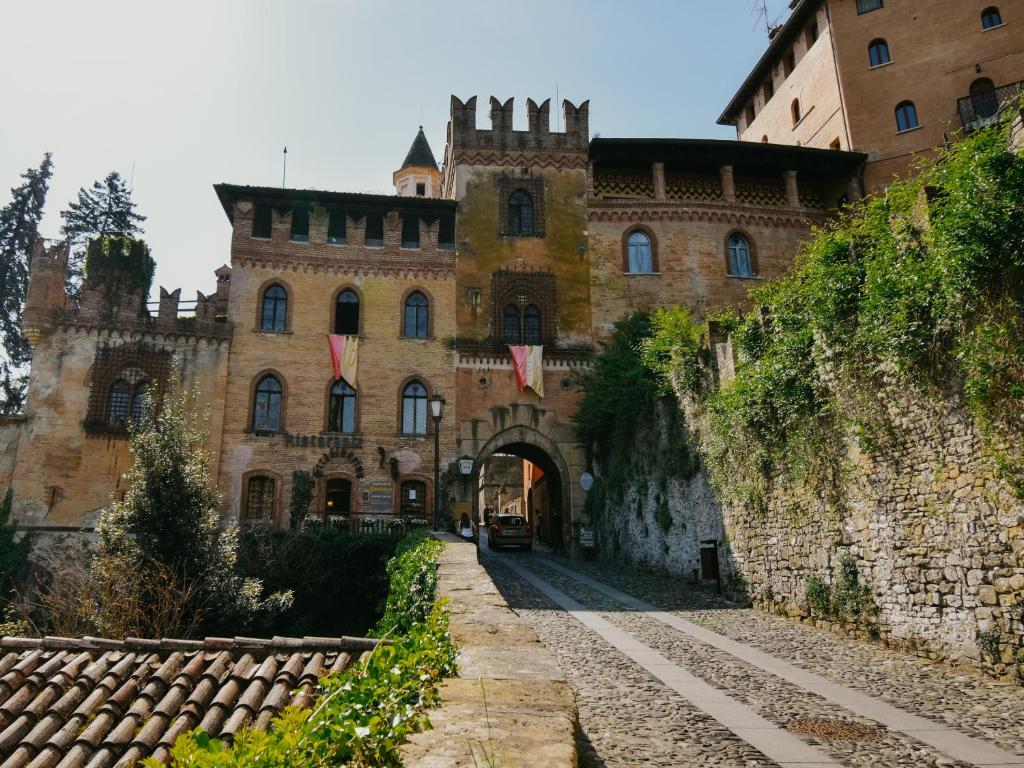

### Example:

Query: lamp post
xmin=429 ymin=393 xmax=445 ymax=531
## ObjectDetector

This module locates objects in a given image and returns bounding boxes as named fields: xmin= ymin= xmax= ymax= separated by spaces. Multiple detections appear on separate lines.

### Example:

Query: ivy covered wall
xmin=579 ymin=112 xmax=1024 ymax=680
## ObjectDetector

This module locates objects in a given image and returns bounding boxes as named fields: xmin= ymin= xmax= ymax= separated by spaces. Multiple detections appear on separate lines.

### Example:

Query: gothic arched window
xmin=727 ymin=234 xmax=754 ymax=277
xmin=253 ymin=375 xmax=283 ymax=431
xmin=626 ymin=230 xmax=654 ymax=273
xmin=401 ymin=381 xmax=428 ymax=435
xmin=403 ymin=291 xmax=429 ymax=338
xmin=107 ymin=380 xmax=130 ymax=427
xmin=503 ymin=305 xmax=521 ymax=344
xmin=328 ymin=379 xmax=357 ymax=434
xmin=335 ymin=289 xmax=360 ymax=335
xmin=508 ymin=190 xmax=534 ymax=236
xmin=523 ymin=305 xmax=542 ymax=345
xmin=260 ymin=284 xmax=288 ymax=331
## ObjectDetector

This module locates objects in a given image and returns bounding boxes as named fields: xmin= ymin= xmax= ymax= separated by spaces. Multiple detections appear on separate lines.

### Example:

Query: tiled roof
xmin=0 ymin=634 xmax=383 ymax=768
xmin=401 ymin=127 xmax=439 ymax=171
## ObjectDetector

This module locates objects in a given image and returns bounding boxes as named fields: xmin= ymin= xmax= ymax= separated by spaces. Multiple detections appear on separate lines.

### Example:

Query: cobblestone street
xmin=479 ymin=544 xmax=1024 ymax=768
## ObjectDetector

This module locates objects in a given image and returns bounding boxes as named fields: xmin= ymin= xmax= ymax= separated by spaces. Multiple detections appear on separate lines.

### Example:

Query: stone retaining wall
xmin=400 ymin=534 xmax=578 ymax=767
xmin=592 ymin=390 xmax=1024 ymax=680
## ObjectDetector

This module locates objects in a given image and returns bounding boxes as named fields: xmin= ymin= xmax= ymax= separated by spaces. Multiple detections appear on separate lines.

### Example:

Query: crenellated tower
xmin=22 ymin=239 xmax=69 ymax=346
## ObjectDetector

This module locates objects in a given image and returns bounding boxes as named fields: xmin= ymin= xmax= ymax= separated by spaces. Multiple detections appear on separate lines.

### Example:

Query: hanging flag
xmin=527 ymin=345 xmax=544 ymax=397
xmin=508 ymin=345 xmax=544 ymax=397
xmin=327 ymin=334 xmax=359 ymax=387
xmin=509 ymin=345 xmax=528 ymax=391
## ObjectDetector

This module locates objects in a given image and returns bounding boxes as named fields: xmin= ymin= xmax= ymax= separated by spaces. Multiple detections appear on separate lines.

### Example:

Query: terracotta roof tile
xmin=0 ymin=635 xmax=378 ymax=767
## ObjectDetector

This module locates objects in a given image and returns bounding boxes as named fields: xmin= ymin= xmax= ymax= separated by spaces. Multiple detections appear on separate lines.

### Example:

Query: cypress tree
xmin=60 ymin=171 xmax=146 ymax=297
xmin=0 ymin=154 xmax=53 ymax=412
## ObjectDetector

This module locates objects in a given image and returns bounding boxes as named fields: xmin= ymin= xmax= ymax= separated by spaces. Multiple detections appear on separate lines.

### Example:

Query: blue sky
xmin=0 ymin=0 xmax=792 ymax=298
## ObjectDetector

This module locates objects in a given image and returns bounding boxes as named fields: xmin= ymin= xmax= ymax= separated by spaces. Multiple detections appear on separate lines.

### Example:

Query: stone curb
xmin=400 ymin=534 xmax=579 ymax=767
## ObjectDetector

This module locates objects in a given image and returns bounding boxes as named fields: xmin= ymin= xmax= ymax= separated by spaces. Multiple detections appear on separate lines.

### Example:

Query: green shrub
xmin=156 ymin=530 xmax=457 ymax=768
xmin=806 ymin=575 xmax=831 ymax=616
xmin=977 ymin=629 xmax=1002 ymax=662
xmin=0 ymin=488 xmax=30 ymax=605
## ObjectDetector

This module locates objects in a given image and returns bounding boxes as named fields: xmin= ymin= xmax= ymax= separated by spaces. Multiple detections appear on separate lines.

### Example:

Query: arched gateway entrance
xmin=469 ymin=425 xmax=580 ymax=554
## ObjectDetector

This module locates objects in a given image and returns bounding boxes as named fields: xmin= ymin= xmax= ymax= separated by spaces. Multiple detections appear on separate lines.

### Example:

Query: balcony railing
xmin=958 ymin=80 xmax=1024 ymax=131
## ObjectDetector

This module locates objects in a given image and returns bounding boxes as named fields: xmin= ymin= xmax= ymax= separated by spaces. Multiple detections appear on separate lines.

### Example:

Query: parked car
xmin=488 ymin=514 xmax=533 ymax=550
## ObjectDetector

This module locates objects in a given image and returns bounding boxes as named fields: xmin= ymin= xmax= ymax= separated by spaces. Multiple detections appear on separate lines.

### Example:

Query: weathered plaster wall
xmin=594 ymin=383 xmax=1024 ymax=678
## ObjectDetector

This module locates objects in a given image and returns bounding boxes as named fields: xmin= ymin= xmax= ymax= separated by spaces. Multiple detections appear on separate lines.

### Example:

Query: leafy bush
xmin=0 ymin=488 xmax=30 ymax=605
xmin=155 ymin=530 xmax=457 ymax=768
xmin=97 ymin=385 xmax=291 ymax=636
xmin=375 ymin=528 xmax=444 ymax=638
xmin=806 ymin=574 xmax=831 ymax=616
xmin=237 ymin=528 xmax=399 ymax=637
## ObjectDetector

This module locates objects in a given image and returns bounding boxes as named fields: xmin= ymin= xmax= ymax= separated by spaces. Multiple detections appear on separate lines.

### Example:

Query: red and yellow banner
xmin=327 ymin=334 xmax=359 ymax=387
xmin=509 ymin=345 xmax=544 ymax=397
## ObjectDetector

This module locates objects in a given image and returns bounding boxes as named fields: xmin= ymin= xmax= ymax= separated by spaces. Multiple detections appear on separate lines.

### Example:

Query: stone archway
xmin=471 ymin=425 xmax=578 ymax=553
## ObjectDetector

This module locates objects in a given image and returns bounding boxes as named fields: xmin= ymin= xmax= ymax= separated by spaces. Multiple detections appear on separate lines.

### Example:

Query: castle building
xmin=719 ymin=0 xmax=1024 ymax=190
xmin=1 ymin=96 xmax=863 ymax=552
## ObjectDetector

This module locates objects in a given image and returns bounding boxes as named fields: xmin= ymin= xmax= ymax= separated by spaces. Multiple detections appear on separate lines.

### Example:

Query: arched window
xmin=245 ymin=475 xmax=276 ymax=527
xmin=253 ymin=375 xmax=283 ymax=431
xmin=260 ymin=284 xmax=287 ymax=331
xmin=508 ymin=190 xmax=534 ymax=236
xmin=895 ymin=101 xmax=919 ymax=132
xmin=130 ymin=382 xmax=152 ymax=427
xmin=727 ymin=234 xmax=754 ymax=277
xmin=335 ymin=289 xmax=360 ymax=335
xmin=523 ymin=305 xmax=542 ymax=345
xmin=791 ymin=98 xmax=801 ymax=126
xmin=626 ymin=230 xmax=654 ymax=273
xmin=401 ymin=381 xmax=428 ymax=435
xmin=868 ymin=39 xmax=891 ymax=67
xmin=982 ymin=6 xmax=1003 ymax=29
xmin=970 ymin=78 xmax=999 ymax=119
xmin=325 ymin=478 xmax=352 ymax=518
xmin=107 ymin=380 xmax=130 ymax=427
xmin=403 ymin=291 xmax=429 ymax=338
xmin=761 ymin=135 xmax=769 ymax=143
xmin=328 ymin=379 xmax=356 ymax=434
xmin=503 ymin=305 xmax=521 ymax=344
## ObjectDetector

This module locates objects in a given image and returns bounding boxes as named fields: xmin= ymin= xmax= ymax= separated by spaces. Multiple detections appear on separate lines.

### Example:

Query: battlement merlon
xmin=22 ymin=239 xmax=70 ymax=344
xmin=447 ymin=95 xmax=590 ymax=155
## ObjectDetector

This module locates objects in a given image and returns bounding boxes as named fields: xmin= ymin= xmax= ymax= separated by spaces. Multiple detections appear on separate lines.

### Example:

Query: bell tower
xmin=393 ymin=126 xmax=441 ymax=198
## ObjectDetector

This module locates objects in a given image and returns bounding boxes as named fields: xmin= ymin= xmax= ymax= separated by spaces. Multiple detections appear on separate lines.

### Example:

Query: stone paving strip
xmin=492 ymin=554 xmax=841 ymax=768
xmin=534 ymin=554 xmax=1024 ymax=768
xmin=485 ymin=557 xmax=777 ymax=767
xmin=561 ymin=556 xmax=1024 ymax=757
xmin=524 ymin=558 xmax=970 ymax=768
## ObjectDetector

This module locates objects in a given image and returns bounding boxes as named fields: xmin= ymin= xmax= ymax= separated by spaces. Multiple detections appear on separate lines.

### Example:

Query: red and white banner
xmin=508 ymin=345 xmax=544 ymax=397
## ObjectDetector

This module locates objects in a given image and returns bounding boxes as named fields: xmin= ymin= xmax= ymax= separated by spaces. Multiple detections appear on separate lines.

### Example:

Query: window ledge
xmin=327 ymin=239 xmax=348 ymax=247
xmin=251 ymin=236 xmax=272 ymax=242
xmin=245 ymin=428 xmax=284 ymax=436
xmin=896 ymin=124 xmax=923 ymax=135
xmin=399 ymin=335 xmax=436 ymax=341
xmin=321 ymin=431 xmax=361 ymax=438
xmin=364 ymin=241 xmax=384 ymax=249
xmin=289 ymin=236 xmax=309 ymax=244
xmin=400 ymin=244 xmax=422 ymax=250
xmin=868 ymin=60 xmax=893 ymax=70
xmin=727 ymin=274 xmax=763 ymax=281
xmin=983 ymin=23 xmax=1006 ymax=31
xmin=253 ymin=329 xmax=293 ymax=335
xmin=623 ymin=272 xmax=662 ymax=277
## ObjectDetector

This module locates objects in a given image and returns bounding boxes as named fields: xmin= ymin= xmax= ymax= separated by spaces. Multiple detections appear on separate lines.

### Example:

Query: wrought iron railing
xmin=957 ymin=80 xmax=1024 ymax=131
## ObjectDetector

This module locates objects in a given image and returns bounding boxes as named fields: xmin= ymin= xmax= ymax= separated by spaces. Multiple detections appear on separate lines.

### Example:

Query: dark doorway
xmin=400 ymin=480 xmax=426 ymax=519
xmin=970 ymin=78 xmax=998 ymax=119
xmin=325 ymin=478 xmax=352 ymax=523
xmin=700 ymin=544 xmax=720 ymax=581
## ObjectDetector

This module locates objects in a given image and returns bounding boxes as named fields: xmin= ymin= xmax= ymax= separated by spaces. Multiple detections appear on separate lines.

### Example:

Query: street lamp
xmin=430 ymin=393 xmax=445 ymax=530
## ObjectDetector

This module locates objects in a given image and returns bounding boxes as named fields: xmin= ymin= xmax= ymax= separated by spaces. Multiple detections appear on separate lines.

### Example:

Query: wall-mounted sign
xmin=458 ymin=456 xmax=474 ymax=475
xmin=365 ymin=480 xmax=394 ymax=513
xmin=579 ymin=527 xmax=596 ymax=548
xmin=580 ymin=471 xmax=594 ymax=491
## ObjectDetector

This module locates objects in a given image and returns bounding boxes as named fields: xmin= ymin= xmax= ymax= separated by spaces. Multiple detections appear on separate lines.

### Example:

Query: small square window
xmin=415 ymin=182 xmax=426 ymax=197
xmin=289 ymin=206 xmax=309 ymax=243
xmin=401 ymin=215 xmax=420 ymax=249
xmin=328 ymin=209 xmax=347 ymax=245
xmin=252 ymin=204 xmax=272 ymax=239
xmin=438 ymin=216 xmax=455 ymax=250
xmin=856 ymin=0 xmax=883 ymax=14
xmin=364 ymin=213 xmax=384 ymax=248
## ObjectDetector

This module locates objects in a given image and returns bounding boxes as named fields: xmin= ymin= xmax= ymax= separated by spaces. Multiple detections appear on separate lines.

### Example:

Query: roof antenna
xmin=752 ymin=0 xmax=770 ymax=36
xmin=128 ymin=161 xmax=136 ymax=192
xmin=282 ymin=146 xmax=288 ymax=187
